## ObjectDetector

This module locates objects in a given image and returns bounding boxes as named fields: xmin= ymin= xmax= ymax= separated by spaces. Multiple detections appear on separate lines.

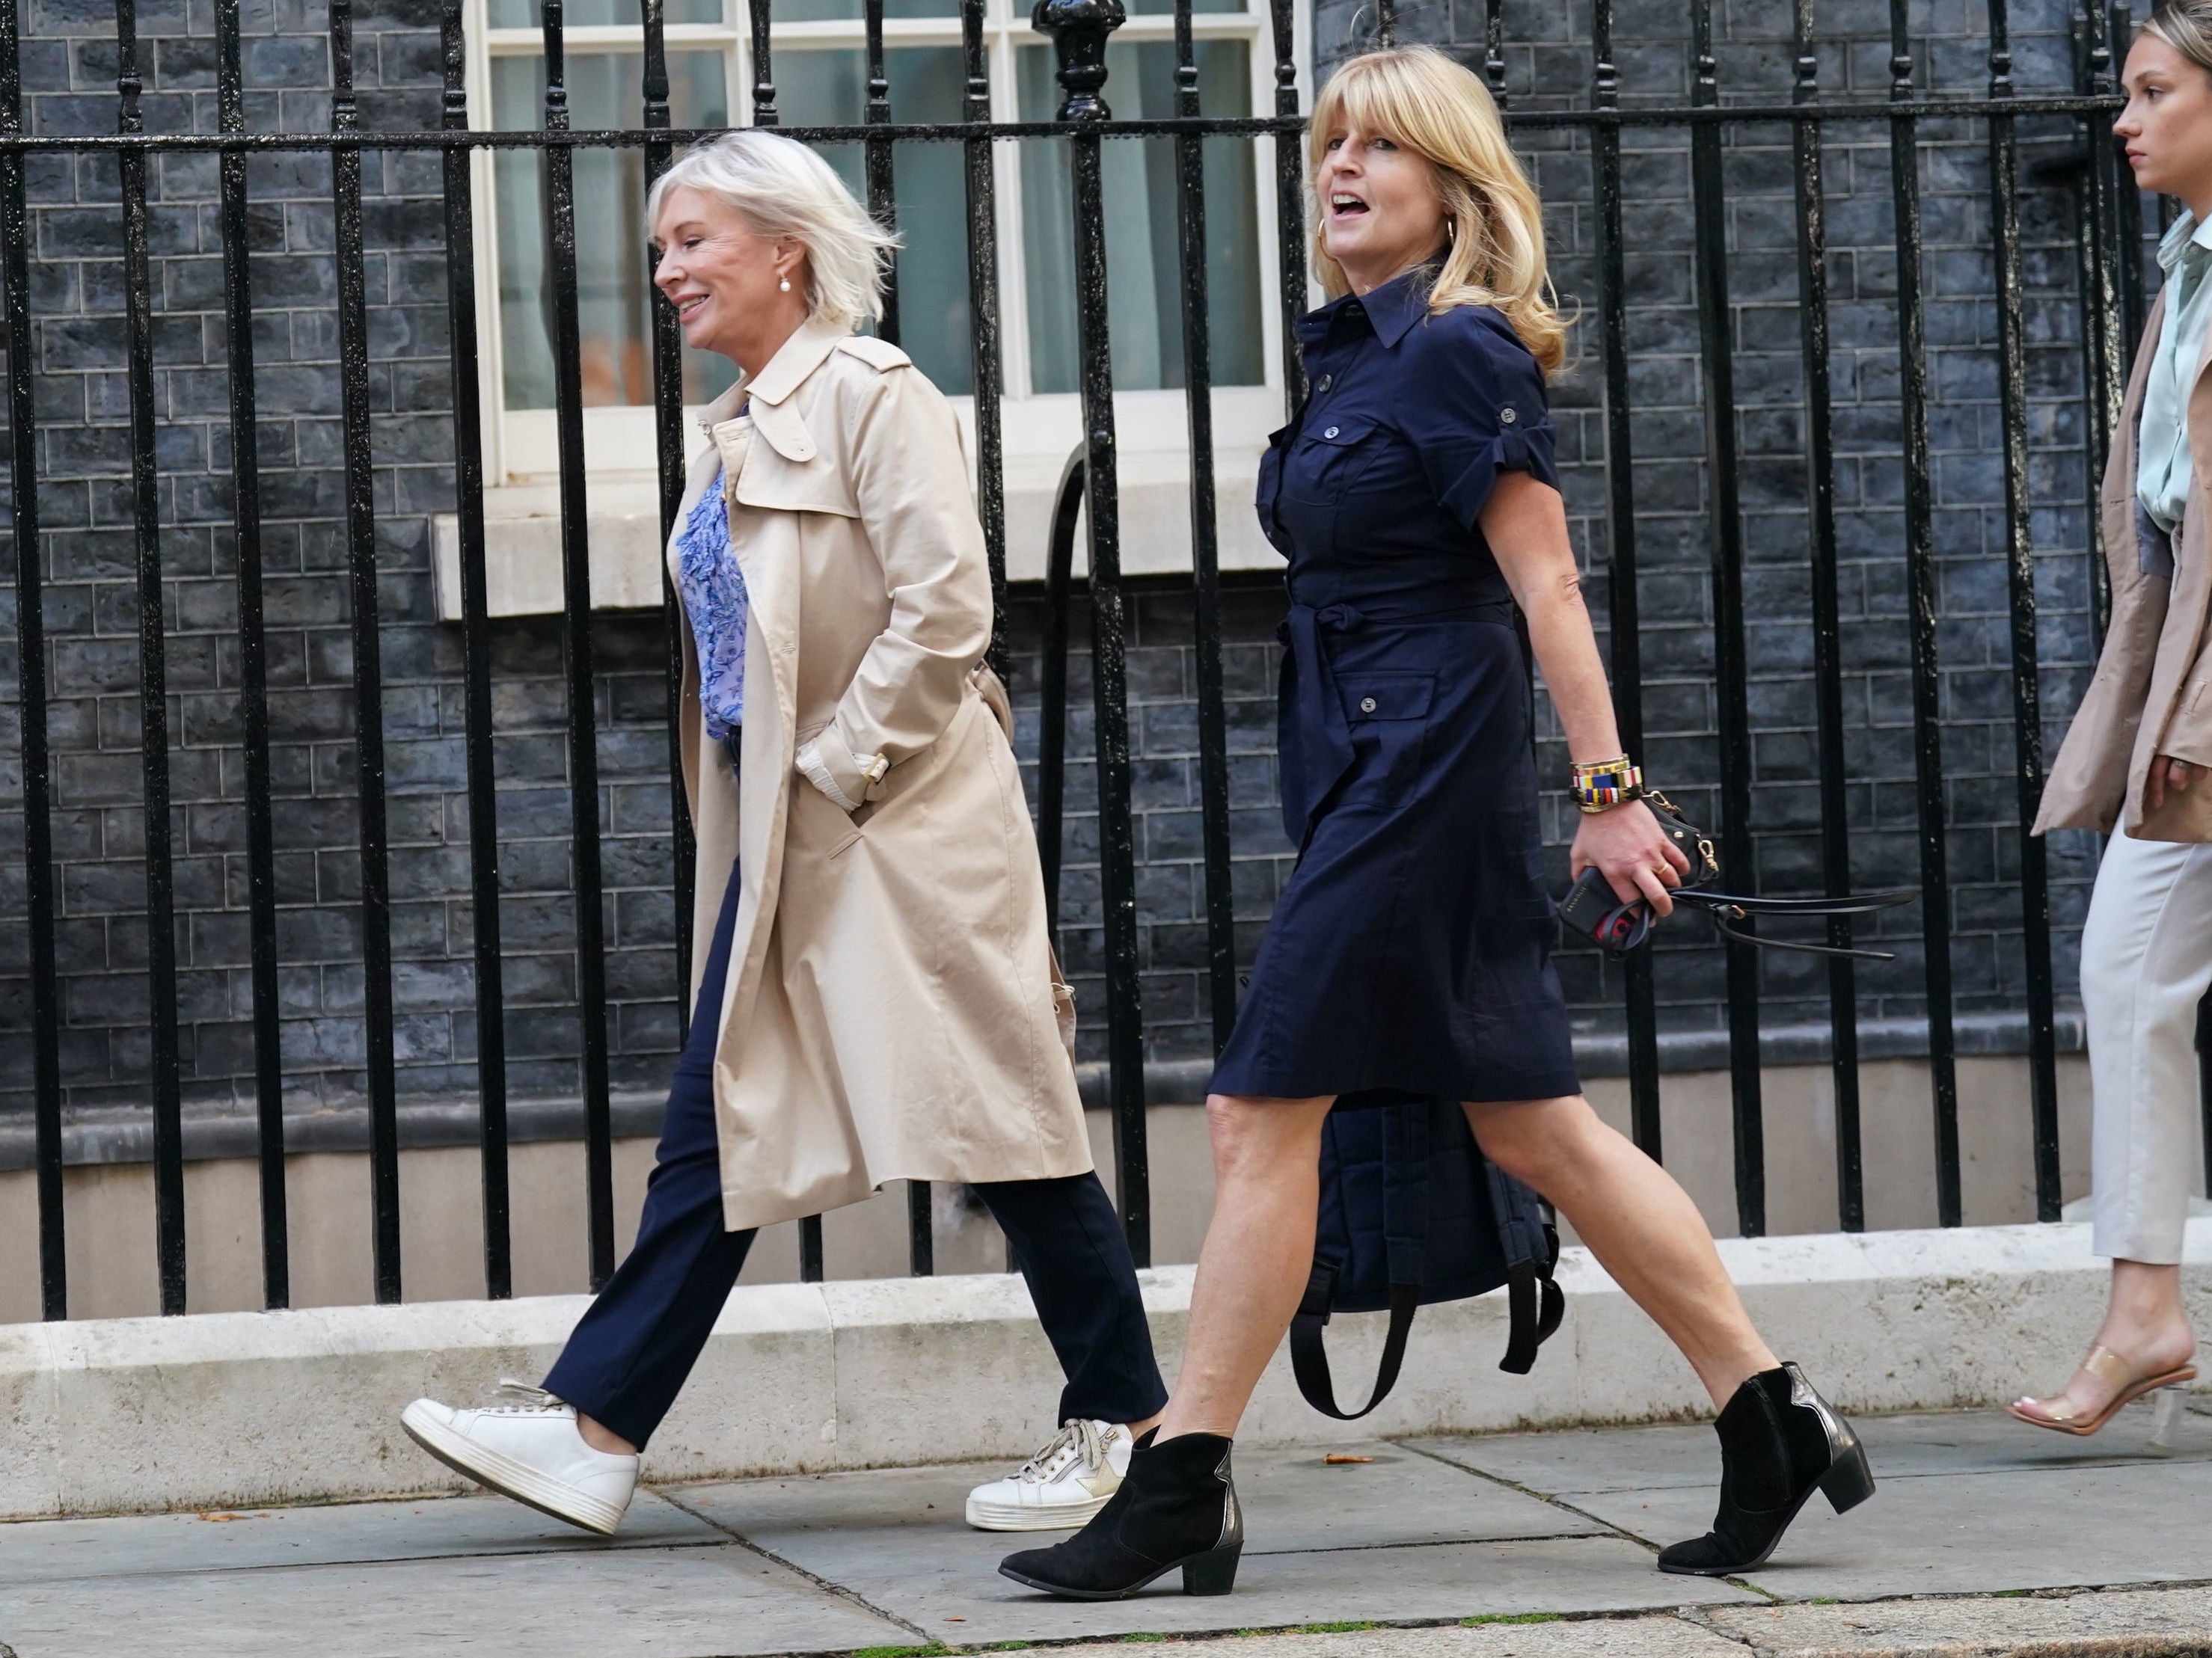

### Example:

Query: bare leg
xmin=578 ymin=1414 xmax=639 ymax=1456
xmin=1157 ymin=1093 xmax=1336 ymax=1439
xmin=2018 ymin=1259 xmax=2196 ymax=1420
xmin=1466 ymin=1093 xmax=1774 ymax=1410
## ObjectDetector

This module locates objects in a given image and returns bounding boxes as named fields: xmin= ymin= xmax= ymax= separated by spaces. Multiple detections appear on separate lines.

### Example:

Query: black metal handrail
xmin=0 ymin=0 xmax=2150 ymax=1320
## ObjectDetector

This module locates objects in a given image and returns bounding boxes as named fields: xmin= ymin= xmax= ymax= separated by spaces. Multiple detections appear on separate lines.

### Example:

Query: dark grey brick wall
xmin=0 ymin=0 xmax=2132 ymax=1127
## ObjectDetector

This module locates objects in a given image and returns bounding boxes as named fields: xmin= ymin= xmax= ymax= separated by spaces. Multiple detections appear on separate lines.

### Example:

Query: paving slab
xmin=1706 ymin=1585 xmax=2212 ymax=1656
xmin=1038 ymin=1618 xmax=1741 ymax=1658
xmin=1570 ymin=1455 xmax=2212 ymax=1601
xmin=0 ymin=1543 xmax=907 ymax=1658
xmin=664 ymin=1475 xmax=1756 ymax=1647
xmin=672 ymin=1439 xmax=1603 ymax=1562
xmin=1407 ymin=1404 xmax=2212 ymax=1499
xmin=0 ymin=1488 xmax=719 ymax=1585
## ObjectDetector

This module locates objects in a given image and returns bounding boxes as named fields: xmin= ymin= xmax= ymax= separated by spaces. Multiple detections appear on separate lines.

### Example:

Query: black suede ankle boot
xmin=999 ymin=1429 xmax=1243 ymax=1600
xmin=1657 ymin=1362 xmax=1874 ymax=1576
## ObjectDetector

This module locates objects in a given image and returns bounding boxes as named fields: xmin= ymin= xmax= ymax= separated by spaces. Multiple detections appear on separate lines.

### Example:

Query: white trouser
xmin=2080 ymin=829 xmax=2212 ymax=1264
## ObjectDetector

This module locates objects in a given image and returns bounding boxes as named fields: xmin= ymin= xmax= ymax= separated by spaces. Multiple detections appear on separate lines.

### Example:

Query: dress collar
xmin=1298 ymin=265 xmax=1433 ymax=349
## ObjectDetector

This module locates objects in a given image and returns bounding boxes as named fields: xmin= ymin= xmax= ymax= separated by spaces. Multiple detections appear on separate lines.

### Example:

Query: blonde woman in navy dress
xmin=1002 ymin=47 xmax=1872 ymax=1600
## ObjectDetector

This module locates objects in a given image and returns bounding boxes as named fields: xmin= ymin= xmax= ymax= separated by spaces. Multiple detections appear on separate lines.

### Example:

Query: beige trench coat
xmin=2037 ymin=287 xmax=2212 ymax=843
xmin=670 ymin=318 xmax=1091 ymax=1232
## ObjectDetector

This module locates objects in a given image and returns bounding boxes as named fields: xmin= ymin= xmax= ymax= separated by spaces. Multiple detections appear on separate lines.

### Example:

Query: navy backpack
xmin=1290 ymin=1091 xmax=1566 ymax=1419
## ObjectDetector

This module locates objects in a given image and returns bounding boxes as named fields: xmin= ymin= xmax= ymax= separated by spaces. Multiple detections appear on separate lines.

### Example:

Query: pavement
xmin=6 ymin=1404 xmax=2212 ymax=1658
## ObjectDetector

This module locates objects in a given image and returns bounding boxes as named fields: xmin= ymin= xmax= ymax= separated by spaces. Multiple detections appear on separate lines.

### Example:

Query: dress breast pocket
xmin=1283 ymin=417 xmax=1382 ymax=506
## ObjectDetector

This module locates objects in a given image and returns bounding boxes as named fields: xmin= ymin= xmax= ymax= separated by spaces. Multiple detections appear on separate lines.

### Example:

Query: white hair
xmin=646 ymin=129 xmax=898 ymax=330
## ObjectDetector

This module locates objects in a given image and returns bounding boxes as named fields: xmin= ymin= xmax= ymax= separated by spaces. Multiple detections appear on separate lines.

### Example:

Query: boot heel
xmin=1182 ymin=1544 xmax=1241 ymax=1596
xmin=1819 ymin=1444 xmax=1875 ymax=1514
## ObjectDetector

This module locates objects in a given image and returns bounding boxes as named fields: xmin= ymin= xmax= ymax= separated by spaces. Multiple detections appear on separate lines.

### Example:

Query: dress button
xmin=1500 ymin=406 xmax=1518 ymax=425
xmin=1324 ymin=426 xmax=1340 ymax=439
xmin=1358 ymin=696 xmax=1378 ymax=713
xmin=1317 ymin=374 xmax=1333 ymax=393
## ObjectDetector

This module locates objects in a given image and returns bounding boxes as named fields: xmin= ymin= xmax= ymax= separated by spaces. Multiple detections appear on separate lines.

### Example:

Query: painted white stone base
xmin=4 ymin=1220 xmax=2208 ymax=1521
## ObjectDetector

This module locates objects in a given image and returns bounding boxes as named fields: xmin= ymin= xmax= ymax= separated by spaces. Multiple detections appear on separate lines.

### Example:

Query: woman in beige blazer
xmin=2015 ymin=3 xmax=2212 ymax=1436
xmin=401 ymin=130 xmax=1165 ymax=1533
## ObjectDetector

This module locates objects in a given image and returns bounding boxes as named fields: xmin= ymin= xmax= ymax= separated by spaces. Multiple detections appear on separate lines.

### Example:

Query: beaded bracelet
xmin=1569 ymin=756 xmax=1643 ymax=814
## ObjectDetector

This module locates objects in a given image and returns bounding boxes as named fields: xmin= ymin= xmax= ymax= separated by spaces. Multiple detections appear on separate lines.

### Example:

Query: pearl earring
xmin=779 ymin=275 xmax=791 ymax=292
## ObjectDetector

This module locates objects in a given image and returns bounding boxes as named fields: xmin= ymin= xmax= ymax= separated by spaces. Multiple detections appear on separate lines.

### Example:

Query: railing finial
xmin=1031 ymin=0 xmax=1125 ymax=123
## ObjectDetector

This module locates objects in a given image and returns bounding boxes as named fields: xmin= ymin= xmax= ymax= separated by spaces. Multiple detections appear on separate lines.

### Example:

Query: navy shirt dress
xmin=1208 ymin=269 xmax=1581 ymax=1106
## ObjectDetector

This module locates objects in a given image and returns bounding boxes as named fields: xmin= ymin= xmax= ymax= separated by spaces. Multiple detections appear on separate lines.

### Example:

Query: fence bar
xmin=115 ymin=0 xmax=189 ymax=1312
xmin=1986 ymin=0 xmax=2062 ymax=1223
xmin=2077 ymin=4 xmax=2122 ymax=645
xmin=2110 ymin=4 xmax=2145 ymax=352
xmin=1268 ymin=0 xmax=1305 ymax=412
xmin=1374 ymin=0 xmax=1392 ymax=49
xmin=539 ymin=0 xmax=619 ymax=1289
xmin=1483 ymin=0 xmax=1505 ymax=104
xmin=1038 ymin=456 xmax=1082 ymax=937
xmin=1886 ymin=0 xmax=1961 ymax=1229
xmin=1688 ymin=0 xmax=1763 ymax=1236
xmin=1170 ymin=0 xmax=1237 ymax=1052
xmin=857 ymin=0 xmax=927 ymax=1274
xmin=215 ymin=0 xmax=287 ymax=1305
xmin=1 ymin=0 xmax=65 ymax=1319
xmin=799 ymin=1214 xmax=824 ymax=1281
xmin=641 ymin=0 xmax=696 ymax=1033
xmin=330 ymin=0 xmax=402 ymax=1302
xmin=1588 ymin=0 xmax=1658 ymax=1161
xmin=2201 ymin=994 xmax=2212 ymax=1198
xmin=963 ymin=0 xmax=1008 ymax=676
xmin=1038 ymin=0 xmax=1149 ymax=1265
xmin=863 ymin=0 xmax=900 ymax=349
xmin=438 ymin=0 xmax=509 ymax=1297
xmin=748 ymin=0 xmax=776 ymax=125
xmin=1791 ymin=0 xmax=1863 ymax=1231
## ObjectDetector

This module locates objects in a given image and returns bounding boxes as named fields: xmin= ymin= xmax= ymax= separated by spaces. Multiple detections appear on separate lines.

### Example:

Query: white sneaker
xmin=400 ymin=1381 xmax=637 ymax=1536
xmin=965 ymin=1419 xmax=1133 ymax=1532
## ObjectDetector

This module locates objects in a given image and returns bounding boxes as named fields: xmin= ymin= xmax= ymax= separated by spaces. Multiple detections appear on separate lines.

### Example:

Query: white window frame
xmin=449 ymin=0 xmax=1312 ymax=607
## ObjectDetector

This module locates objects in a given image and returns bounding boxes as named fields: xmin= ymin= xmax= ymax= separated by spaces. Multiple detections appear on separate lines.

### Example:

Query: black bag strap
xmin=1290 ymin=1265 xmax=1423 ymax=1421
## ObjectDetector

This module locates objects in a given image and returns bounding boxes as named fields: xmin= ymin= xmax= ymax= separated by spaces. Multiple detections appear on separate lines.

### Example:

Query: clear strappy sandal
xmin=2008 ymin=1344 xmax=2198 ymax=1438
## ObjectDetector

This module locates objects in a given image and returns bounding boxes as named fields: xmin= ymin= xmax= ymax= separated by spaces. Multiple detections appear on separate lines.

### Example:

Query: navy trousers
xmin=544 ymin=856 xmax=1168 ymax=1450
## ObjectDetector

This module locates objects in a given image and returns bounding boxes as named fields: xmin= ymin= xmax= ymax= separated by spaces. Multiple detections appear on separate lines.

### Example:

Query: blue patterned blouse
xmin=676 ymin=463 xmax=749 ymax=740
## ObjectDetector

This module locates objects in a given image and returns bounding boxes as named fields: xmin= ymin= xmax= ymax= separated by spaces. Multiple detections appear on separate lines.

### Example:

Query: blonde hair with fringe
xmin=1308 ymin=46 xmax=1566 ymax=375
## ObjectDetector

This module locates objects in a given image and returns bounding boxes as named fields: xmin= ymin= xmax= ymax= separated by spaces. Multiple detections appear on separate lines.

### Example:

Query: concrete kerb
xmin=3 ymin=1219 xmax=2208 ymax=1523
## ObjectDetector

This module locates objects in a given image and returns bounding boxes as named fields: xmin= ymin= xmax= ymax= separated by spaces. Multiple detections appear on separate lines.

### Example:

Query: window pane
xmin=494 ymin=51 xmax=737 ymax=410
xmin=489 ymin=0 xmax=722 ymax=31
xmin=776 ymin=46 xmax=973 ymax=395
xmin=1018 ymin=39 xmax=1262 ymax=394
xmin=768 ymin=0 xmax=955 ymax=23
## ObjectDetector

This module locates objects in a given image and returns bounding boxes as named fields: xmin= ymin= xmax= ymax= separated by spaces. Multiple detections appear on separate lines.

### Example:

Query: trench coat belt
xmin=1274 ymin=595 xmax=1518 ymax=848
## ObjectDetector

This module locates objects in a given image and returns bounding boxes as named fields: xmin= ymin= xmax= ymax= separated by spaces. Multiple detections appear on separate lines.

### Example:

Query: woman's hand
xmin=2146 ymin=755 xmax=2197 ymax=812
xmin=1571 ymin=799 xmax=1691 ymax=917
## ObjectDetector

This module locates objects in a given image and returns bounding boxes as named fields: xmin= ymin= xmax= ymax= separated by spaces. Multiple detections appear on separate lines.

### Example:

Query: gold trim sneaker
xmin=966 ymin=1419 xmax=1132 ymax=1532
xmin=401 ymin=1381 xmax=637 ymax=1536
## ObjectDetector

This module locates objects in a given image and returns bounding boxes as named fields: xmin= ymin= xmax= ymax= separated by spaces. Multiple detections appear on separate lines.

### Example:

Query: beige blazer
xmin=2038 ymin=287 xmax=2212 ymax=842
xmin=670 ymin=319 xmax=1091 ymax=1232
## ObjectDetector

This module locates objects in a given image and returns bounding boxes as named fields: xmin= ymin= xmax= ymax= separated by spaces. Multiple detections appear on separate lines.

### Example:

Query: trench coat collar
xmin=744 ymin=318 xmax=854 ymax=464
xmin=695 ymin=319 xmax=854 ymax=467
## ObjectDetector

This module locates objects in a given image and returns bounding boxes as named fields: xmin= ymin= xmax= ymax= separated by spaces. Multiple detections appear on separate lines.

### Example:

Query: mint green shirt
xmin=2138 ymin=210 xmax=2212 ymax=538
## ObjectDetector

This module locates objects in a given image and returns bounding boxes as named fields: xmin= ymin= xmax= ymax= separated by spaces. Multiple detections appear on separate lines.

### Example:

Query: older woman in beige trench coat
xmin=2012 ymin=6 xmax=2212 ymax=1440
xmin=400 ymin=129 xmax=1165 ymax=1539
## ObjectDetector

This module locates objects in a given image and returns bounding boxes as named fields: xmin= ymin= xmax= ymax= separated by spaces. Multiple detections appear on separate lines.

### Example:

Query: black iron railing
xmin=0 ymin=0 xmax=2148 ymax=1320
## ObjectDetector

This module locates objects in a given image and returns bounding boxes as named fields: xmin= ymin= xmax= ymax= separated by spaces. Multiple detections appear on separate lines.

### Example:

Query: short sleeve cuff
xmin=1438 ymin=423 xmax=1560 ymax=532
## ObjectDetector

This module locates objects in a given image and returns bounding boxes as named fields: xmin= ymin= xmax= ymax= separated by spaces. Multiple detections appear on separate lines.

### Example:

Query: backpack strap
xmin=1290 ymin=1263 xmax=1424 ymax=1421
xmin=1489 ymin=1173 xmax=1566 ymax=1376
